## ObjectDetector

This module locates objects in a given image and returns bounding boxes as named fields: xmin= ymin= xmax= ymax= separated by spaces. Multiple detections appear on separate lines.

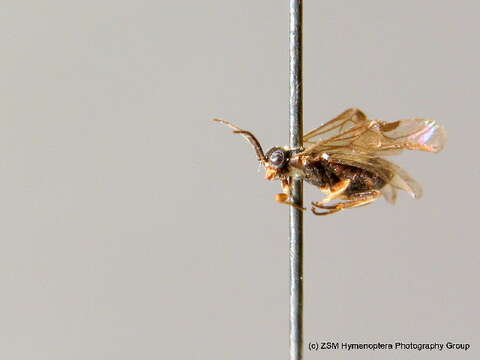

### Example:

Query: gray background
xmin=0 ymin=1 xmax=478 ymax=359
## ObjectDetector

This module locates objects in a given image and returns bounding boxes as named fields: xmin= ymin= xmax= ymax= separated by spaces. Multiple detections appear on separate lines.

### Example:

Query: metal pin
xmin=289 ymin=1 xmax=303 ymax=360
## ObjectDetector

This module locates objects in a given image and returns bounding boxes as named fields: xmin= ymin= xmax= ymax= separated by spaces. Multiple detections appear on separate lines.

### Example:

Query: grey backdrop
xmin=0 ymin=1 xmax=478 ymax=359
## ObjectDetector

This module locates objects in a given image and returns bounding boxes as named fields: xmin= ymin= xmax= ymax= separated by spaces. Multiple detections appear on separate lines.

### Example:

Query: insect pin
xmin=213 ymin=108 xmax=447 ymax=216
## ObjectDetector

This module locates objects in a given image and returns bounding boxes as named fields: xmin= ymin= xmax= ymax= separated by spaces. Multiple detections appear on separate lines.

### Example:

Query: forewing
xmin=301 ymin=109 xmax=446 ymax=156
xmin=303 ymin=108 xmax=368 ymax=145
xmin=380 ymin=117 xmax=447 ymax=153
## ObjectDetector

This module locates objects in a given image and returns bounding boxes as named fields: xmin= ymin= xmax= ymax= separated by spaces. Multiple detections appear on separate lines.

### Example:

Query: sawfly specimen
xmin=213 ymin=108 xmax=447 ymax=216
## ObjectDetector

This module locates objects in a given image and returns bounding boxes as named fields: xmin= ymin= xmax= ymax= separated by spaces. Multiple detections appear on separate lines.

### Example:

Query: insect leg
xmin=312 ymin=179 xmax=351 ymax=207
xmin=275 ymin=179 xmax=306 ymax=211
xmin=311 ymin=190 xmax=381 ymax=215
xmin=310 ymin=207 xmax=342 ymax=216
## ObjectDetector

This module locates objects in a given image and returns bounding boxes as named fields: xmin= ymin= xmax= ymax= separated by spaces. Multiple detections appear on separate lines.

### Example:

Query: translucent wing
xmin=380 ymin=183 xmax=398 ymax=205
xmin=328 ymin=152 xmax=423 ymax=200
xmin=300 ymin=108 xmax=447 ymax=156
xmin=303 ymin=108 xmax=368 ymax=145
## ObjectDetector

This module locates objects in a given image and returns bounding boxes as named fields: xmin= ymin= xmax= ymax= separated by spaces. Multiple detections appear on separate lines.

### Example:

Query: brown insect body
xmin=213 ymin=108 xmax=447 ymax=216
xmin=268 ymin=151 xmax=384 ymax=193
xmin=294 ymin=156 xmax=387 ymax=196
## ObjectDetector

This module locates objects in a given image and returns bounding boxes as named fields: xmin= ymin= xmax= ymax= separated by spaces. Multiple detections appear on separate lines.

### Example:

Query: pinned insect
xmin=213 ymin=108 xmax=447 ymax=215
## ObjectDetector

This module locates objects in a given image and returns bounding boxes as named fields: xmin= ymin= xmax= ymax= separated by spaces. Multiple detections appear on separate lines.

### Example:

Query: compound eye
xmin=269 ymin=150 xmax=285 ymax=168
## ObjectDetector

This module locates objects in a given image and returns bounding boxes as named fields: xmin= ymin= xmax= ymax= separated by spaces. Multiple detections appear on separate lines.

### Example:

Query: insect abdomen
xmin=301 ymin=160 xmax=386 ymax=194
xmin=344 ymin=169 xmax=386 ymax=195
